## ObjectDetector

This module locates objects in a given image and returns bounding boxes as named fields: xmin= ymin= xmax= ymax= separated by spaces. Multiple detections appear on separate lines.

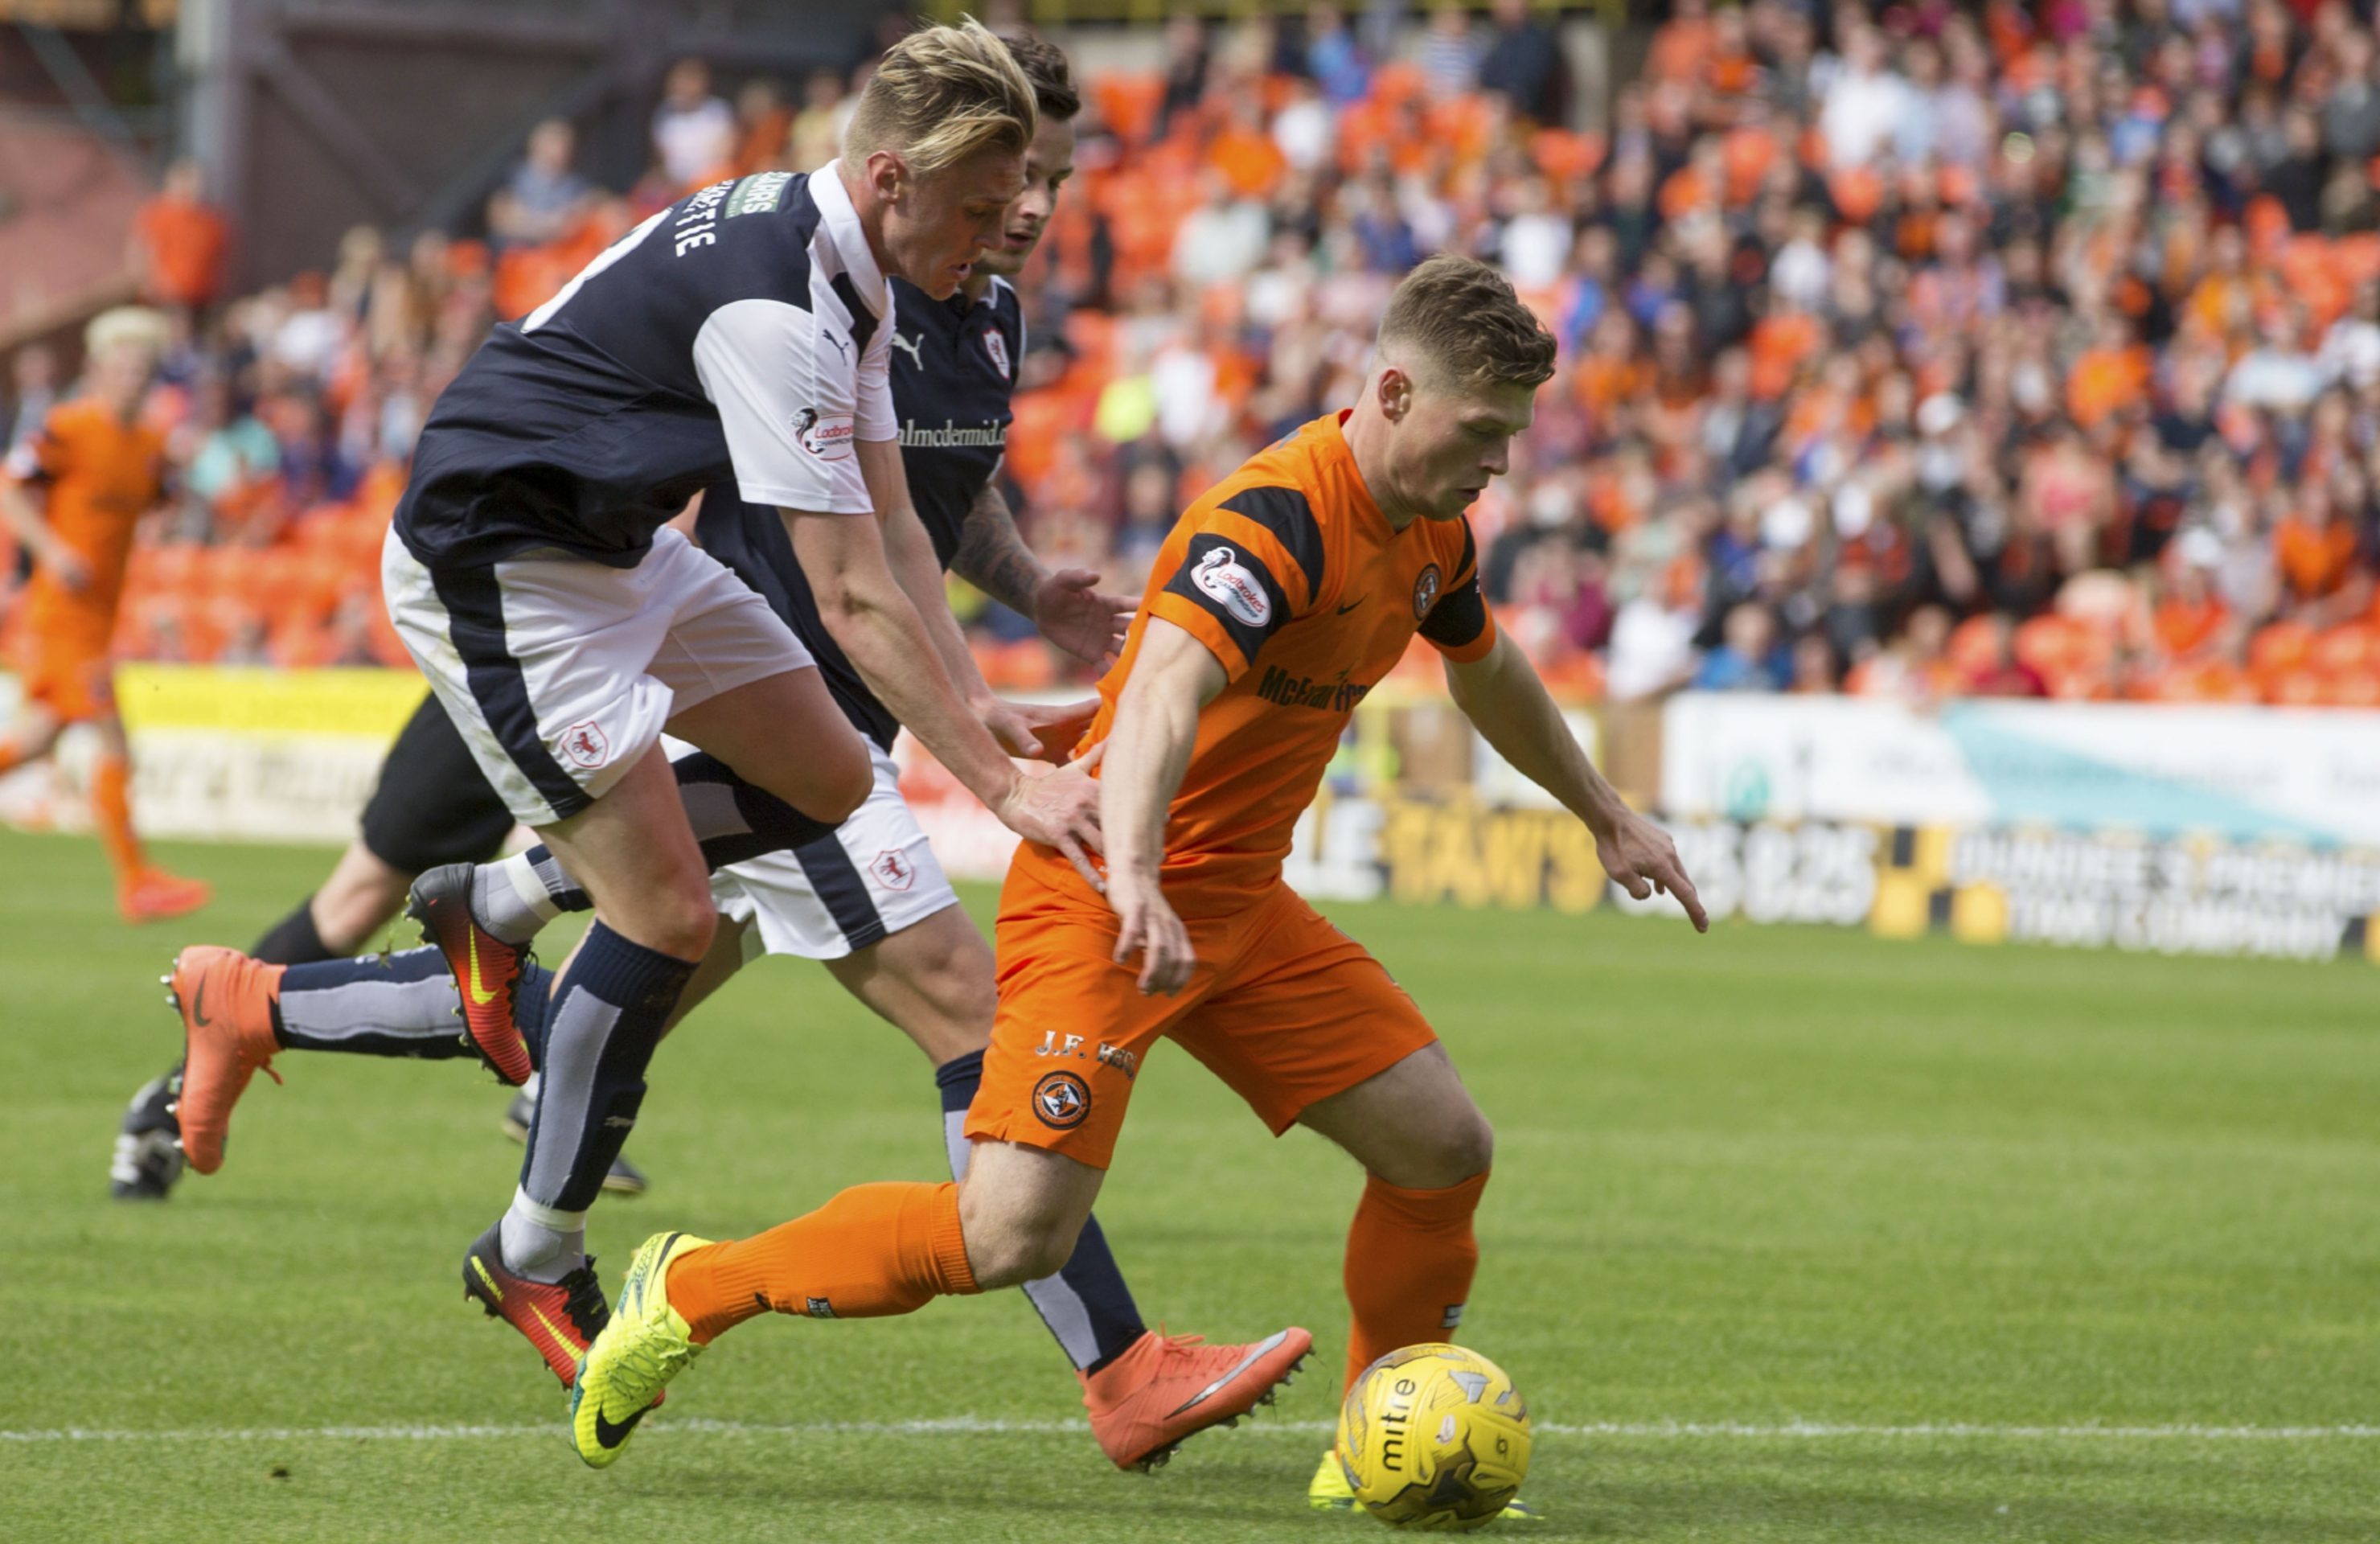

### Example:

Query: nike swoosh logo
xmin=1336 ymin=600 xmax=1363 ymax=615
xmin=465 ymin=930 xmax=499 ymax=1008
xmin=1166 ymin=1330 xmax=1293 ymax=1417
xmin=191 ymin=977 xmax=212 ymax=1028
xmin=593 ymin=1400 xmax=650 ymax=1450
xmin=526 ymin=1302 xmax=574 ymax=1350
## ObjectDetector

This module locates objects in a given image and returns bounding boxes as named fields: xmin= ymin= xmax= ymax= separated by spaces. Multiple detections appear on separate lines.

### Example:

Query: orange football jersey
xmin=1016 ymin=409 xmax=1495 ymax=914
xmin=5 ymin=396 xmax=168 ymax=630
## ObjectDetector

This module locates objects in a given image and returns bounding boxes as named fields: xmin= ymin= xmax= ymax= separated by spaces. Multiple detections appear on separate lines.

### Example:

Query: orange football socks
xmin=92 ymin=753 xmax=143 ymax=883
xmin=1340 ymin=1170 xmax=1489 ymax=1390
xmin=668 ymin=1181 xmax=980 ymax=1344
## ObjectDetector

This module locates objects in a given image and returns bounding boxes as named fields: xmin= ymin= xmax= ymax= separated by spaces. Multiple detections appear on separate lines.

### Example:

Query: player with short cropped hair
xmin=0 ymin=306 xmax=211 ymax=924
xmin=568 ymin=257 xmax=1707 ymax=1504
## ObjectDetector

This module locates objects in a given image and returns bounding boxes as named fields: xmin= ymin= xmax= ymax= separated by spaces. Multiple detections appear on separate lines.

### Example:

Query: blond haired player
xmin=0 ymin=306 xmax=209 ymax=922
xmin=158 ymin=19 xmax=1117 ymax=1401
xmin=569 ymin=256 xmax=1707 ymax=1503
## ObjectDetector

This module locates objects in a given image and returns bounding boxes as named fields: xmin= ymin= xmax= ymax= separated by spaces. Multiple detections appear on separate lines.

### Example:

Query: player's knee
xmin=815 ymin=737 xmax=872 ymax=824
xmin=1408 ymin=1112 xmax=1495 ymax=1190
xmin=962 ymin=1217 xmax=1077 ymax=1291
xmin=956 ymin=1183 xmax=1081 ymax=1290
xmin=634 ymin=877 xmax=719 ymax=962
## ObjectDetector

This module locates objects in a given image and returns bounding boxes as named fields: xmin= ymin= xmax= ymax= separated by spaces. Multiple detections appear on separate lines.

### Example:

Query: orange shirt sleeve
xmin=1146 ymin=482 xmax=1323 ymax=682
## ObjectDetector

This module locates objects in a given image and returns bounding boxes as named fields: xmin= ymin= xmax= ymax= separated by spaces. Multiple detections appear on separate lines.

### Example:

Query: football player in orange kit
xmin=0 ymin=307 xmax=210 ymax=922
xmin=569 ymin=257 xmax=1707 ymax=1493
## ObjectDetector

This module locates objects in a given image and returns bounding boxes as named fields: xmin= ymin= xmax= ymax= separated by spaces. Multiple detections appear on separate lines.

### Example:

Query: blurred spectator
xmin=1964 ymin=614 xmax=2050 ymax=698
xmin=1695 ymin=602 xmax=1786 ymax=691
xmin=1478 ymin=0 xmax=1565 ymax=124
xmin=487 ymin=119 xmax=593 ymax=249
xmin=652 ymin=58 xmax=736 ymax=188
xmin=32 ymin=3 xmax=2380 ymax=712
xmin=790 ymin=68 xmax=848 ymax=171
xmin=731 ymin=80 xmax=794 ymax=178
xmin=1306 ymin=2 xmax=1371 ymax=105
xmin=1172 ymin=173 xmax=1269 ymax=289
xmin=1419 ymin=3 xmax=1480 ymax=99
xmin=130 ymin=158 xmax=231 ymax=315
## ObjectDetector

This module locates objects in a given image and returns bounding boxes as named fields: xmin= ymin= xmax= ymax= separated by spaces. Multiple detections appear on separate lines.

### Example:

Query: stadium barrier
xmin=11 ymin=666 xmax=2375 ymax=963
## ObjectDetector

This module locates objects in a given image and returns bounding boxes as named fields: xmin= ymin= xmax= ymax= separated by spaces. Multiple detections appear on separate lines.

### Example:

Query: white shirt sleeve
xmin=691 ymin=297 xmax=872 ymax=514
xmin=856 ymin=303 xmax=897 ymax=442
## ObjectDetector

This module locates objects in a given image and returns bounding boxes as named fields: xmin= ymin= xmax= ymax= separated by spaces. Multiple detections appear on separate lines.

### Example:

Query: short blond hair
xmin=1379 ymin=256 xmax=1557 ymax=392
xmin=85 ymin=305 xmax=169 ymax=358
xmin=844 ymin=17 xmax=1037 ymax=177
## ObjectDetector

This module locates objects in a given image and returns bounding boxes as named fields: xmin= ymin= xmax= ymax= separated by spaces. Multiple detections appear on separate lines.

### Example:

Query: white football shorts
xmin=382 ymin=525 xmax=810 ymax=827
xmin=704 ymin=741 xmax=961 ymax=961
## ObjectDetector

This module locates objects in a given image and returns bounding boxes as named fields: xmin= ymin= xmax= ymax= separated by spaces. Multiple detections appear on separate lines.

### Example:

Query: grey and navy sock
xmin=937 ymin=1050 xmax=1148 ymax=1374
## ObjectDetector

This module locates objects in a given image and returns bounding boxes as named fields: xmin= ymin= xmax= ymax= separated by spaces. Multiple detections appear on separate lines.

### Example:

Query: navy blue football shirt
xmin=694 ymin=275 xmax=1025 ymax=749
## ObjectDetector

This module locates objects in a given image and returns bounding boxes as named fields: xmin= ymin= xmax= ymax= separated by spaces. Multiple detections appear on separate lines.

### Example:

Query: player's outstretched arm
xmin=952 ymin=473 xmax=1134 ymax=667
xmin=1444 ymin=634 xmax=1708 ymax=931
xmin=782 ymin=503 xmax=1104 ymax=886
xmin=864 ymin=440 xmax=1093 ymax=762
xmin=1102 ymin=616 xmax=1227 ymax=993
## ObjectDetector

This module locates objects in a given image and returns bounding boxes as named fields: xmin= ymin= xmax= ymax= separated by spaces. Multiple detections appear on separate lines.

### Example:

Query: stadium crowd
xmin=9 ymin=0 xmax=2380 ymax=706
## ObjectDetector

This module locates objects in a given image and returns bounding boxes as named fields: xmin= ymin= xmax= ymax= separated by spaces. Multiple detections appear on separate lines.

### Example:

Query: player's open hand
xmin=1034 ymin=568 xmax=1135 ymax=668
xmin=983 ymin=696 xmax=1099 ymax=763
xmin=1597 ymin=809 xmax=1709 ymax=932
xmin=1110 ymin=868 xmax=1195 ymax=995
xmin=994 ymin=745 xmax=1105 ymax=889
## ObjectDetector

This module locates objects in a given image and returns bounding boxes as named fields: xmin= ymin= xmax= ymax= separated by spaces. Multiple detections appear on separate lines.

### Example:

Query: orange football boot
xmin=121 ymin=869 xmax=213 ymax=923
xmin=1081 ymin=1325 xmax=1314 ymax=1471
xmin=407 ymin=862 xmax=533 ymax=1086
xmin=164 ymin=946 xmax=285 ymax=1174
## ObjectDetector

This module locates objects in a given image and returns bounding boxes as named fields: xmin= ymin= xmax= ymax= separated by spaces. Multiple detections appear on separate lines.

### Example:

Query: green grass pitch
xmin=2 ymin=826 xmax=2375 ymax=1542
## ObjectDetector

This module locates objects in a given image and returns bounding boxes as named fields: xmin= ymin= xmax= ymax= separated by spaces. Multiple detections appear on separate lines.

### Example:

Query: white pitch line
xmin=4 ymin=1418 xmax=2377 ymax=1445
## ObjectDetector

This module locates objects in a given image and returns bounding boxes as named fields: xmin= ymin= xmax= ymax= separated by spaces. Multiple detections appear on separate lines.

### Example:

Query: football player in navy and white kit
xmin=151 ymin=31 xmax=1306 ymax=1470
xmin=168 ymin=19 xmax=1106 ymax=1392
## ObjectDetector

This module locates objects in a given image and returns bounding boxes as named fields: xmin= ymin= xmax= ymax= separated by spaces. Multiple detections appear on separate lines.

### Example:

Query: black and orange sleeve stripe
xmin=1419 ymin=517 xmax=1496 ymax=663
xmin=1151 ymin=482 xmax=1326 ymax=680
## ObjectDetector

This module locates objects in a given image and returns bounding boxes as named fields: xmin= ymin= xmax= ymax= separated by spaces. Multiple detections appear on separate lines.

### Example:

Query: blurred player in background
xmin=568 ymin=259 xmax=1705 ymax=1514
xmin=0 ymin=306 xmax=210 ymax=924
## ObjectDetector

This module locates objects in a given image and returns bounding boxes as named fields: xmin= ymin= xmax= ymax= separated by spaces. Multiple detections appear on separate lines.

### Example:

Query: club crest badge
xmin=1412 ymin=564 xmax=1443 ymax=619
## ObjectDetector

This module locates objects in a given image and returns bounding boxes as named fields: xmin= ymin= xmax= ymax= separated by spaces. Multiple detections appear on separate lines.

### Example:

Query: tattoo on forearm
xmin=952 ymin=485 xmax=1048 ymax=616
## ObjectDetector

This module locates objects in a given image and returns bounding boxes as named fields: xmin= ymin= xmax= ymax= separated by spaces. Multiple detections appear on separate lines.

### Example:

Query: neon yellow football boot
xmin=569 ymin=1230 xmax=712 ymax=1468
xmin=1307 ymin=1445 xmax=1542 ymax=1521
xmin=1308 ymin=1447 xmax=1359 ymax=1511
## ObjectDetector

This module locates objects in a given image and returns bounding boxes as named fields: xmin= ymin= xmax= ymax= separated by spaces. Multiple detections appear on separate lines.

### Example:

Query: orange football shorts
xmin=18 ymin=618 xmax=115 ymax=723
xmin=965 ymin=860 xmax=1439 ymax=1170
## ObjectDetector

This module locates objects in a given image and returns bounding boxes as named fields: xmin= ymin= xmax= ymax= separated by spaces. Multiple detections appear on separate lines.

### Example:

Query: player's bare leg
xmin=86 ymin=712 xmax=211 ymax=922
xmin=0 ymin=700 xmax=63 ymax=774
xmin=663 ymin=667 xmax=873 ymax=825
xmin=309 ymin=840 xmax=416 ymax=953
xmin=823 ymin=902 xmax=992 ymax=1066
